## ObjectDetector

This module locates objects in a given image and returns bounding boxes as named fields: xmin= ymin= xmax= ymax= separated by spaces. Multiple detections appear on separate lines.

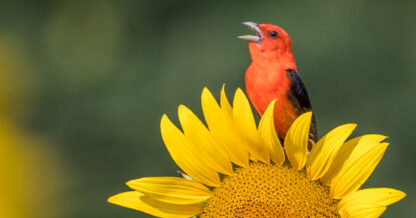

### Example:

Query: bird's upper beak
xmin=238 ymin=22 xmax=264 ymax=43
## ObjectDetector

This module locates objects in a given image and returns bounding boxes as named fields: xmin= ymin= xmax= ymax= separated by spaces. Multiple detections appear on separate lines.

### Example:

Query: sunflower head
xmin=108 ymin=86 xmax=405 ymax=217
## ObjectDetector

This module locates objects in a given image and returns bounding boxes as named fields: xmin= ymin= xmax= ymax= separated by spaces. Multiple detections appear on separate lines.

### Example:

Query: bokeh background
xmin=1 ymin=0 xmax=415 ymax=217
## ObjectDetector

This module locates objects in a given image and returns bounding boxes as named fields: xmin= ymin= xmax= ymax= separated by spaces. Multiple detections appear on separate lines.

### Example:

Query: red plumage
xmin=239 ymin=22 xmax=317 ymax=143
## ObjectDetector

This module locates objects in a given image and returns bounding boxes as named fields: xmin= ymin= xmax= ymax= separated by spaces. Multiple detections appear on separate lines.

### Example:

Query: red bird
xmin=239 ymin=22 xmax=317 ymax=143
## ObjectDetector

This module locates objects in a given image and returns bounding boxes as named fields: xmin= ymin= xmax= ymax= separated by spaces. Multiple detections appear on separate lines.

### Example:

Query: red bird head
xmin=238 ymin=22 xmax=294 ymax=64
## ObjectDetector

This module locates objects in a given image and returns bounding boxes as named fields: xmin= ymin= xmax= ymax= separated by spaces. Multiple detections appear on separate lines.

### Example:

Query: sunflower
xmin=108 ymin=86 xmax=405 ymax=217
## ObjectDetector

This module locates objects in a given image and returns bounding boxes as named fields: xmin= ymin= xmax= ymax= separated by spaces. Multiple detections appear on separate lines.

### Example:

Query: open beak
xmin=238 ymin=22 xmax=264 ymax=42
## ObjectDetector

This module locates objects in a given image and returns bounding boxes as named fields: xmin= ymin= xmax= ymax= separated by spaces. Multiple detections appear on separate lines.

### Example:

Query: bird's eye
xmin=269 ymin=31 xmax=279 ymax=38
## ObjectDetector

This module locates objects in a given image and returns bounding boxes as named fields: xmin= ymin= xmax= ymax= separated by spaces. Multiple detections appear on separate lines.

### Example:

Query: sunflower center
xmin=201 ymin=162 xmax=340 ymax=217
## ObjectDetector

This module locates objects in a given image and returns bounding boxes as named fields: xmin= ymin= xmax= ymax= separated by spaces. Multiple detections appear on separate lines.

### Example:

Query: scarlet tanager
xmin=238 ymin=22 xmax=317 ymax=144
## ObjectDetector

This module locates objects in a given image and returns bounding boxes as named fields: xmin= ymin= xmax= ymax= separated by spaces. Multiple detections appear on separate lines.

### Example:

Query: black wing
xmin=286 ymin=69 xmax=318 ymax=142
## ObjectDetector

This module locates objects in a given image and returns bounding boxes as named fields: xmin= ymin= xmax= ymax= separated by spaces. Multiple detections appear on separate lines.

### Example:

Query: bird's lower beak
xmin=238 ymin=22 xmax=264 ymax=42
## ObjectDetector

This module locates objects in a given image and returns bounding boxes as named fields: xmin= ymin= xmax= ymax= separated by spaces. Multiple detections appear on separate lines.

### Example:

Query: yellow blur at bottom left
xmin=0 ymin=119 xmax=67 ymax=218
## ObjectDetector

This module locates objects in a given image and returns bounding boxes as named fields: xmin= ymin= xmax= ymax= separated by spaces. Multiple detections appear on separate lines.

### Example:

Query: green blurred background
xmin=0 ymin=0 xmax=415 ymax=217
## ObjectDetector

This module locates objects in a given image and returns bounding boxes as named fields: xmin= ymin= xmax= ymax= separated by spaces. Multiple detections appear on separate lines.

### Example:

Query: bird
xmin=238 ymin=22 xmax=317 ymax=145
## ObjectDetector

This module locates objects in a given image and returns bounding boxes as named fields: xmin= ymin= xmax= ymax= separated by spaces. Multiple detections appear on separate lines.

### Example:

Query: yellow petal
xmin=220 ymin=84 xmax=233 ymax=118
xmin=178 ymin=105 xmax=233 ymax=175
xmin=201 ymin=87 xmax=249 ymax=167
xmin=338 ymin=204 xmax=386 ymax=218
xmin=339 ymin=188 xmax=406 ymax=208
xmin=284 ymin=112 xmax=312 ymax=170
xmin=338 ymin=188 xmax=405 ymax=218
xmin=126 ymin=177 xmax=212 ymax=204
xmin=232 ymin=88 xmax=270 ymax=163
xmin=320 ymin=134 xmax=387 ymax=185
xmin=258 ymin=99 xmax=285 ymax=165
xmin=330 ymin=142 xmax=389 ymax=199
xmin=108 ymin=191 xmax=202 ymax=218
xmin=161 ymin=115 xmax=221 ymax=187
xmin=306 ymin=124 xmax=356 ymax=180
